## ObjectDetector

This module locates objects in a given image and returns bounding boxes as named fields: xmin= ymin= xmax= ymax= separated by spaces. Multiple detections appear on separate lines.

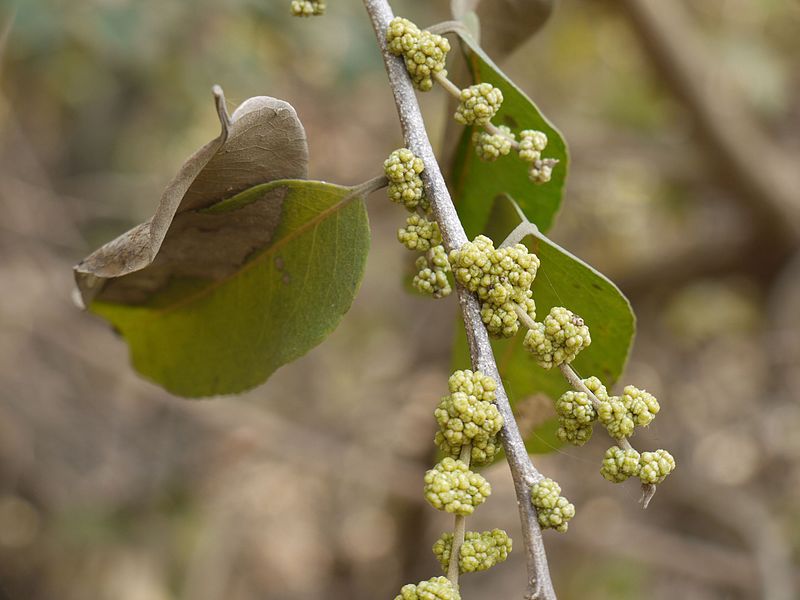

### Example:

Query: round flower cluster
xmin=528 ymin=158 xmax=558 ymax=184
xmin=518 ymin=130 xmax=548 ymax=163
xmin=473 ymin=126 xmax=514 ymax=161
xmin=620 ymin=385 xmax=660 ymax=427
xmin=386 ymin=17 xmax=450 ymax=92
xmin=398 ymin=214 xmax=442 ymax=252
xmin=454 ymin=83 xmax=504 ymax=127
xmin=597 ymin=396 xmax=635 ymax=439
xmin=555 ymin=390 xmax=597 ymax=446
xmin=597 ymin=385 xmax=659 ymax=440
xmin=290 ymin=0 xmax=325 ymax=16
xmin=449 ymin=235 xmax=540 ymax=338
xmin=395 ymin=577 xmax=460 ymax=600
xmin=385 ymin=148 xmax=426 ymax=211
xmin=639 ymin=449 xmax=676 ymax=484
xmin=434 ymin=370 xmax=503 ymax=466
xmin=530 ymin=477 xmax=575 ymax=533
xmin=423 ymin=458 xmax=491 ymax=516
xmin=413 ymin=245 xmax=452 ymax=298
xmin=600 ymin=445 xmax=641 ymax=483
xmin=433 ymin=529 xmax=512 ymax=573
xmin=523 ymin=306 xmax=591 ymax=369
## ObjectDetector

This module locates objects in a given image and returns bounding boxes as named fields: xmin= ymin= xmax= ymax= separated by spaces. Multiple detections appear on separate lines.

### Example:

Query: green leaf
xmin=449 ymin=30 xmax=568 ymax=237
xmin=454 ymin=198 xmax=636 ymax=453
xmin=90 ymin=180 xmax=370 ymax=398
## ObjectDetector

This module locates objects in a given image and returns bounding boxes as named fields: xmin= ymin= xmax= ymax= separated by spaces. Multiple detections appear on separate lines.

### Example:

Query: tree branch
xmin=361 ymin=2 xmax=557 ymax=598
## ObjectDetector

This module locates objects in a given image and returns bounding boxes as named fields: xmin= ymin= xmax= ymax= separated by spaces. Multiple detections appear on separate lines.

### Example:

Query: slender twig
xmin=432 ymin=71 xmax=463 ymax=100
xmin=426 ymin=20 xmax=473 ymax=38
xmin=362 ymin=2 xmax=557 ymax=598
xmin=349 ymin=174 xmax=389 ymax=198
xmin=447 ymin=443 xmax=473 ymax=585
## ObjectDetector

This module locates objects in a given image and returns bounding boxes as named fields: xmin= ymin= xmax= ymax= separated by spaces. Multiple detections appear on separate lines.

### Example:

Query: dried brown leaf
xmin=74 ymin=86 xmax=308 ymax=306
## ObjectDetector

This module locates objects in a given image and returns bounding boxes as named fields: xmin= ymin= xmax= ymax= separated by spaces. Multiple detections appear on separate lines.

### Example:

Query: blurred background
xmin=1 ymin=0 xmax=799 ymax=598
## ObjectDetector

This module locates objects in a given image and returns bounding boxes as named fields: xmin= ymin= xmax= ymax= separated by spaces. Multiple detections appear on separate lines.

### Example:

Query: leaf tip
xmin=212 ymin=84 xmax=232 ymax=136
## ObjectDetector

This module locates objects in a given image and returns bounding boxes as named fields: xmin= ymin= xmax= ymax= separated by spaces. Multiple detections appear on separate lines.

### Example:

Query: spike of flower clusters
xmin=413 ymin=245 xmax=452 ymax=298
xmin=555 ymin=390 xmax=597 ymax=446
xmin=290 ymin=0 xmax=325 ymax=16
xmin=473 ymin=126 xmax=514 ymax=161
xmin=385 ymin=148 xmax=426 ymax=211
xmin=600 ymin=445 xmax=641 ymax=483
xmin=435 ymin=370 xmax=503 ymax=466
xmin=531 ymin=478 xmax=575 ymax=533
xmin=433 ymin=529 xmax=512 ymax=574
xmin=639 ymin=449 xmax=676 ymax=484
xmin=523 ymin=306 xmax=591 ymax=369
xmin=424 ymin=458 xmax=491 ymax=516
xmin=454 ymin=83 xmax=503 ymax=126
xmin=398 ymin=214 xmax=442 ymax=252
xmin=386 ymin=17 xmax=450 ymax=92
xmin=395 ymin=577 xmax=460 ymax=600
xmin=518 ymin=130 xmax=557 ymax=184
xmin=449 ymin=235 xmax=540 ymax=338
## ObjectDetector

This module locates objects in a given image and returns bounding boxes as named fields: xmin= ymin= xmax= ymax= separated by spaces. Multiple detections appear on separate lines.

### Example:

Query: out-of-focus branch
xmin=618 ymin=0 xmax=800 ymax=244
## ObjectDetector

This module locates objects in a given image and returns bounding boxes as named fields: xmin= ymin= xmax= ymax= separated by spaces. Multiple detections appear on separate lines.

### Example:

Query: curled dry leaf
xmin=74 ymin=86 xmax=309 ymax=307
xmin=73 ymin=87 xmax=372 ymax=398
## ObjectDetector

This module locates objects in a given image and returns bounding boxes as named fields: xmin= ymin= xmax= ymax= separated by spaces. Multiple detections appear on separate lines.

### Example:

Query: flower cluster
xmin=449 ymin=235 xmax=540 ymax=338
xmin=423 ymin=457 xmax=491 ymax=516
xmin=473 ymin=126 xmax=514 ymax=161
xmin=433 ymin=529 xmax=512 ymax=573
xmin=639 ymin=449 xmax=676 ymax=484
xmin=386 ymin=17 xmax=450 ymax=91
xmin=413 ymin=245 xmax=452 ymax=298
xmin=385 ymin=148 xmax=426 ymax=211
xmin=555 ymin=389 xmax=597 ymax=446
xmin=290 ymin=0 xmax=325 ymax=16
xmin=531 ymin=478 xmax=576 ymax=533
xmin=395 ymin=577 xmax=460 ymax=600
xmin=600 ymin=446 xmax=642 ymax=483
xmin=398 ymin=214 xmax=442 ymax=252
xmin=435 ymin=370 xmax=503 ymax=466
xmin=597 ymin=385 xmax=659 ymax=440
xmin=523 ymin=306 xmax=591 ymax=369
xmin=454 ymin=83 xmax=504 ymax=126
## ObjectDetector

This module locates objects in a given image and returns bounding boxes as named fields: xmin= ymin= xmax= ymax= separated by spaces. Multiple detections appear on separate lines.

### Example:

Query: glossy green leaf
xmin=449 ymin=30 xmax=568 ymax=238
xmin=454 ymin=198 xmax=635 ymax=453
xmin=90 ymin=180 xmax=370 ymax=398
